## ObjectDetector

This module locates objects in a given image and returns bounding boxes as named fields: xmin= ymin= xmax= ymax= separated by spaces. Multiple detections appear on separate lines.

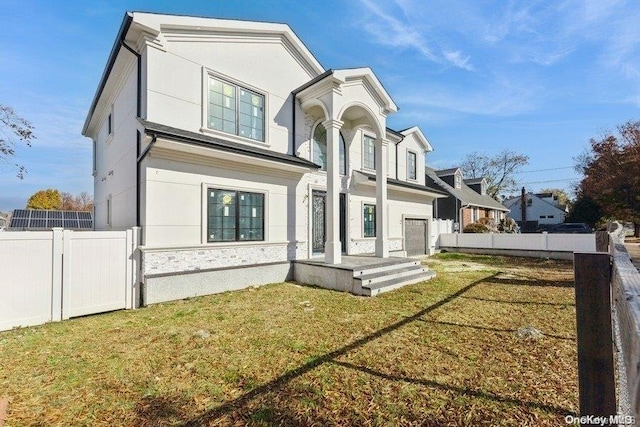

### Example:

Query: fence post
xmin=51 ymin=228 xmax=64 ymax=322
xmin=596 ymin=231 xmax=610 ymax=253
xmin=61 ymin=229 xmax=73 ymax=320
xmin=131 ymin=227 xmax=141 ymax=309
xmin=574 ymin=252 xmax=616 ymax=419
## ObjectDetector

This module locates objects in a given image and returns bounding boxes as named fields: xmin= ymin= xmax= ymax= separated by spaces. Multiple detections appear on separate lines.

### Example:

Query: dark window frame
xmin=407 ymin=150 xmax=417 ymax=180
xmin=363 ymin=204 xmax=376 ymax=238
xmin=207 ymin=75 xmax=265 ymax=142
xmin=363 ymin=135 xmax=376 ymax=170
xmin=207 ymin=188 xmax=265 ymax=243
xmin=312 ymin=124 xmax=347 ymax=175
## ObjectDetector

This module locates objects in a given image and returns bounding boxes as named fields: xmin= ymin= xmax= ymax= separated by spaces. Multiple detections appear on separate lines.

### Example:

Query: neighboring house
xmin=7 ymin=209 xmax=93 ymax=231
xmin=0 ymin=211 xmax=9 ymax=230
xmin=503 ymin=191 xmax=567 ymax=231
xmin=425 ymin=167 xmax=509 ymax=231
xmin=82 ymin=12 xmax=447 ymax=295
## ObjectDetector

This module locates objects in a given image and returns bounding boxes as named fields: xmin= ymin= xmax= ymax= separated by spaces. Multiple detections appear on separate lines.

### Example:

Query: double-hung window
xmin=207 ymin=188 xmax=264 ymax=242
xmin=363 ymin=204 xmax=376 ymax=237
xmin=208 ymin=76 xmax=265 ymax=142
xmin=363 ymin=135 xmax=376 ymax=170
xmin=407 ymin=151 xmax=417 ymax=180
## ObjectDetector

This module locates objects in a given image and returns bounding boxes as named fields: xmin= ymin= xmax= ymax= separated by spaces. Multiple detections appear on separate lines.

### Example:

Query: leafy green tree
xmin=566 ymin=194 xmax=603 ymax=229
xmin=538 ymin=188 xmax=571 ymax=209
xmin=1 ymin=104 xmax=35 ymax=179
xmin=26 ymin=189 xmax=62 ymax=210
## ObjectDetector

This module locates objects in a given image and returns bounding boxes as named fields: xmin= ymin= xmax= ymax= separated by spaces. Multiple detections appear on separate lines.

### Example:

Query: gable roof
xmin=83 ymin=11 xmax=325 ymax=136
xmin=435 ymin=168 xmax=460 ymax=177
xmin=400 ymin=126 xmax=433 ymax=152
xmin=503 ymin=192 xmax=568 ymax=215
xmin=425 ymin=166 xmax=509 ymax=212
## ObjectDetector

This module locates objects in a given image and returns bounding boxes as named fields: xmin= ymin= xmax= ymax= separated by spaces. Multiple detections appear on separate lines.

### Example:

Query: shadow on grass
xmin=460 ymin=295 xmax=575 ymax=307
xmin=488 ymin=276 xmax=575 ymax=288
xmin=178 ymin=276 xmax=492 ymax=425
xmin=421 ymin=319 xmax=576 ymax=342
xmin=330 ymin=360 xmax=575 ymax=417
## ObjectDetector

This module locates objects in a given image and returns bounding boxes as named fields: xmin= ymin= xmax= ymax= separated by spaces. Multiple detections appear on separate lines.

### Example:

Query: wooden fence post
xmin=596 ymin=231 xmax=610 ymax=253
xmin=574 ymin=252 xmax=616 ymax=420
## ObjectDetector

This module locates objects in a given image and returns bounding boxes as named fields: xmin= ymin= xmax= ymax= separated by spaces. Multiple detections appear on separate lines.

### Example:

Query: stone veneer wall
xmin=349 ymin=238 xmax=403 ymax=255
xmin=143 ymin=241 xmax=308 ymax=275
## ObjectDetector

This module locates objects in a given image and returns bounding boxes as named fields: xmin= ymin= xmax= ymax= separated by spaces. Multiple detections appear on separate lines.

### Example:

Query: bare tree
xmin=459 ymin=150 xmax=529 ymax=199
xmin=1 ymin=104 xmax=35 ymax=179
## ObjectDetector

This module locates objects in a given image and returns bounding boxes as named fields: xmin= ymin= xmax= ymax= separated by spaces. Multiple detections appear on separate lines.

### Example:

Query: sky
xmin=1 ymin=0 xmax=640 ymax=211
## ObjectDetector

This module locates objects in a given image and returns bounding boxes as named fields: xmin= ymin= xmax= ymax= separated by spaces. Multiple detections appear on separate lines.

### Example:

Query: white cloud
xmin=357 ymin=0 xmax=474 ymax=71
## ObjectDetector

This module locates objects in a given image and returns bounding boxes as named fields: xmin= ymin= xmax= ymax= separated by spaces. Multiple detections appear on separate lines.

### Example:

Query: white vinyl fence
xmin=438 ymin=232 xmax=595 ymax=256
xmin=0 ymin=228 xmax=140 ymax=332
xmin=430 ymin=219 xmax=453 ymax=253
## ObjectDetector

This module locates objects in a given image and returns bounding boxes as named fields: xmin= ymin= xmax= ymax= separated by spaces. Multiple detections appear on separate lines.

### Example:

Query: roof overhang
xmin=139 ymin=119 xmax=319 ymax=174
xmin=401 ymin=126 xmax=433 ymax=152
xmin=353 ymin=171 xmax=448 ymax=198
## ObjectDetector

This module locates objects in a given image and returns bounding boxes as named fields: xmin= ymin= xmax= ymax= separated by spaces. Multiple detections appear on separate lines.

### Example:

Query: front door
xmin=312 ymin=191 xmax=346 ymax=254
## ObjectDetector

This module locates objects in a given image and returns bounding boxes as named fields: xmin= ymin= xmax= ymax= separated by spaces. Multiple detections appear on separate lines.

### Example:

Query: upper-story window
xmin=312 ymin=124 xmax=346 ymax=175
xmin=407 ymin=151 xmax=417 ymax=180
xmin=208 ymin=76 xmax=265 ymax=142
xmin=363 ymin=135 xmax=376 ymax=170
xmin=454 ymin=173 xmax=462 ymax=188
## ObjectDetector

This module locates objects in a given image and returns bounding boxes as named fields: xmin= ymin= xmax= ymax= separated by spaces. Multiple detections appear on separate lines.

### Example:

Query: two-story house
xmin=82 ymin=12 xmax=446 ymax=302
xmin=503 ymin=190 xmax=567 ymax=231
xmin=425 ymin=167 xmax=509 ymax=231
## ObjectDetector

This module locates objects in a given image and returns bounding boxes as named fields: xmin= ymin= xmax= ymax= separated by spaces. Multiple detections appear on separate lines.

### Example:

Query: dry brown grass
xmin=0 ymin=254 xmax=577 ymax=426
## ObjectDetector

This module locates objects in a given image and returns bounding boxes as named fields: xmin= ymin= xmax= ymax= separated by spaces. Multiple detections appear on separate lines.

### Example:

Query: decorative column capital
xmin=322 ymin=119 xmax=344 ymax=131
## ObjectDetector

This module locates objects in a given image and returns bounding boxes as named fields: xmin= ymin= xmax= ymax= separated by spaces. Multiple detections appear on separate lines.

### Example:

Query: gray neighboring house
xmin=425 ymin=167 xmax=509 ymax=231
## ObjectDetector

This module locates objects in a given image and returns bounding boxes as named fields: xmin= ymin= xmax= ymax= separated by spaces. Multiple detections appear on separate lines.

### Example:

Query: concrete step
xmin=361 ymin=270 xmax=436 ymax=297
xmin=357 ymin=265 xmax=430 ymax=286
xmin=352 ymin=259 xmax=420 ymax=277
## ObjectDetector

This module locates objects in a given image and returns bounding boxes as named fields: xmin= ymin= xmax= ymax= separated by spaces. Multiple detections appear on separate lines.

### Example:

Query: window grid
xmin=207 ymin=188 xmax=264 ymax=243
xmin=363 ymin=135 xmax=376 ymax=170
xmin=407 ymin=151 xmax=417 ymax=180
xmin=208 ymin=77 xmax=264 ymax=142
xmin=363 ymin=204 xmax=376 ymax=237
xmin=312 ymin=125 xmax=346 ymax=175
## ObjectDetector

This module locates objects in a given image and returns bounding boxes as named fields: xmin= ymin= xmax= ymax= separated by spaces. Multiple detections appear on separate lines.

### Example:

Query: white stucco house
xmin=82 ymin=12 xmax=446 ymax=302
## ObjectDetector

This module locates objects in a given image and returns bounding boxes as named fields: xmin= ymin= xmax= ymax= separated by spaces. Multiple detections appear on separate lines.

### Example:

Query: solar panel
xmin=49 ymin=219 xmax=63 ymax=228
xmin=9 ymin=209 xmax=93 ymax=230
xmin=12 ymin=209 xmax=30 ymax=219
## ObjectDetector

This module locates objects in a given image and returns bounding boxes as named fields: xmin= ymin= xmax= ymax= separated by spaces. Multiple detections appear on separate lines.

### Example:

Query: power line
xmin=517 ymin=178 xmax=579 ymax=184
xmin=514 ymin=166 xmax=574 ymax=174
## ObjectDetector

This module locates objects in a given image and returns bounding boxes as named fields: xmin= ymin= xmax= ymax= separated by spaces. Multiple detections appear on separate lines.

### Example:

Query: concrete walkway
xmin=623 ymin=238 xmax=640 ymax=272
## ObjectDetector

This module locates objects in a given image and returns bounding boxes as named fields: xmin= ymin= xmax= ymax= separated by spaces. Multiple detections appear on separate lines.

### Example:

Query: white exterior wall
xmin=144 ymin=35 xmax=314 ymax=156
xmin=507 ymin=196 xmax=566 ymax=224
xmin=92 ymin=58 xmax=139 ymax=231
xmin=397 ymin=133 xmax=426 ymax=185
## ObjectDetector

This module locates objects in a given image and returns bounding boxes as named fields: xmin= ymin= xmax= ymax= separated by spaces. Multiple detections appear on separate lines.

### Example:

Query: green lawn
xmin=0 ymin=254 xmax=577 ymax=426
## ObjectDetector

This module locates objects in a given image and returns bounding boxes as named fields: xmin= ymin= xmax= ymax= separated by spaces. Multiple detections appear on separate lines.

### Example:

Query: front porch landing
xmin=293 ymin=256 xmax=435 ymax=296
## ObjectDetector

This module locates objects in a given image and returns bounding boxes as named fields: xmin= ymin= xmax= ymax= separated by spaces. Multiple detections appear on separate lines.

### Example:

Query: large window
xmin=207 ymin=188 xmax=264 ymax=242
xmin=363 ymin=135 xmax=376 ymax=170
xmin=363 ymin=204 xmax=376 ymax=237
xmin=312 ymin=125 xmax=346 ymax=174
xmin=208 ymin=76 xmax=265 ymax=142
xmin=407 ymin=151 xmax=417 ymax=180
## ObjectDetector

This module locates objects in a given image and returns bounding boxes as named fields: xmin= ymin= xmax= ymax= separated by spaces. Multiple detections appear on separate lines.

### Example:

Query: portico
xmin=295 ymin=68 xmax=398 ymax=264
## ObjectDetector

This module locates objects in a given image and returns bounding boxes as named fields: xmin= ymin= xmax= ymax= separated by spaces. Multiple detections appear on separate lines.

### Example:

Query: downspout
xmin=136 ymin=134 xmax=157 ymax=233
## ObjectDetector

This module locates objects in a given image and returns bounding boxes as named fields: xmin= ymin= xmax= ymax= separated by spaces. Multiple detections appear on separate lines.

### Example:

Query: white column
xmin=323 ymin=119 xmax=343 ymax=264
xmin=375 ymin=138 xmax=389 ymax=258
